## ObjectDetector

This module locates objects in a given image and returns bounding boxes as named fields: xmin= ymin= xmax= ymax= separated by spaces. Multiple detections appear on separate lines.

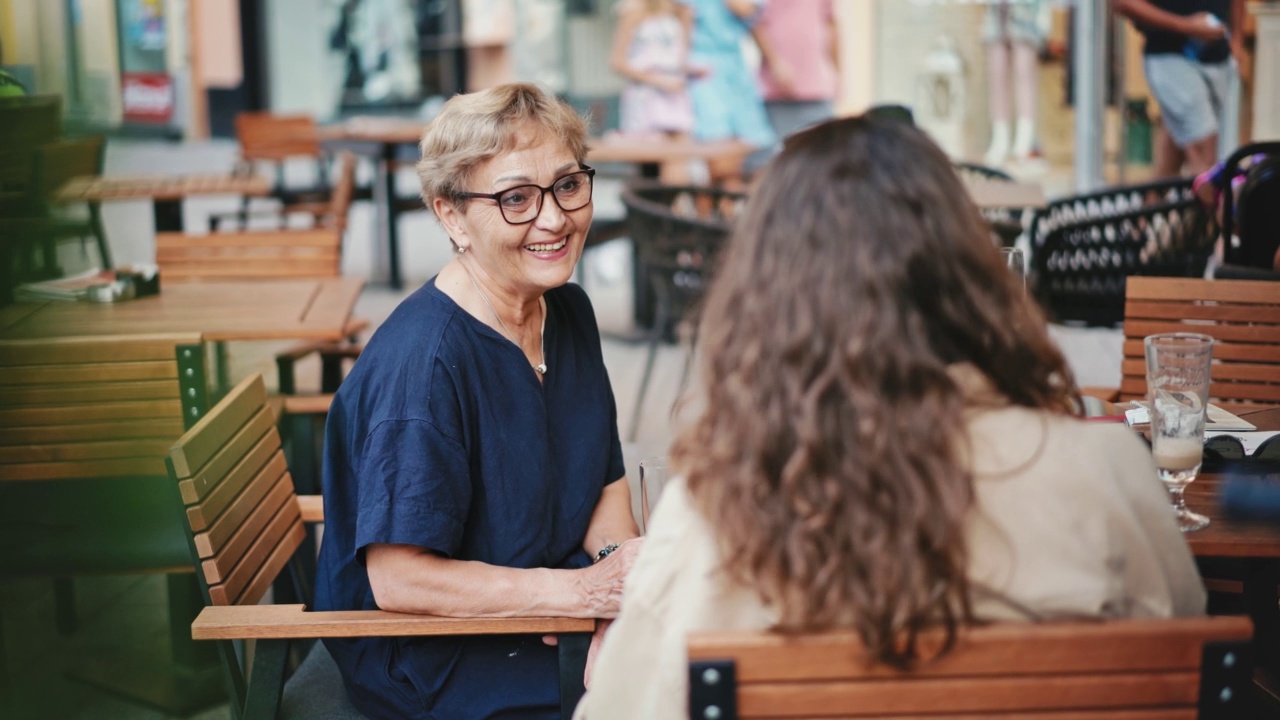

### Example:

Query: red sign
xmin=121 ymin=72 xmax=174 ymax=123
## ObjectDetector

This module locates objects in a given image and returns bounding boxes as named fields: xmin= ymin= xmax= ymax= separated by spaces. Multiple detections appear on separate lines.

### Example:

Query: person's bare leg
xmin=1183 ymin=134 xmax=1219 ymax=177
xmin=1154 ymin=125 xmax=1186 ymax=178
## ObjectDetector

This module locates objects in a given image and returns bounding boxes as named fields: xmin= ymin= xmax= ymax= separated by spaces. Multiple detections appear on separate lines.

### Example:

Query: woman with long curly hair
xmin=574 ymin=114 xmax=1204 ymax=719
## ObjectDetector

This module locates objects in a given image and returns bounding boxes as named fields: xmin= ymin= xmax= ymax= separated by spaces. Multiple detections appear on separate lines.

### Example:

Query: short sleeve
xmin=354 ymin=418 xmax=472 ymax=560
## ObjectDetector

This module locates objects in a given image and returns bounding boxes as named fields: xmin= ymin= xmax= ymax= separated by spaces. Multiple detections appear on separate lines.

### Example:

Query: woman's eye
xmin=501 ymin=189 xmax=534 ymax=207
xmin=556 ymin=178 xmax=581 ymax=193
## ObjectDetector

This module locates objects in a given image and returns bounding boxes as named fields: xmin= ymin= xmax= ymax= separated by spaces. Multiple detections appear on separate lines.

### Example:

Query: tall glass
xmin=1145 ymin=333 xmax=1214 ymax=532
xmin=1000 ymin=247 xmax=1027 ymax=294
xmin=638 ymin=456 xmax=669 ymax=533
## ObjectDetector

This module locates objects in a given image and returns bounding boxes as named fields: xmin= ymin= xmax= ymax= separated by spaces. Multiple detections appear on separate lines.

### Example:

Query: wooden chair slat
xmin=0 ymin=438 xmax=175 ymax=465
xmin=687 ymin=616 xmax=1251 ymax=719
xmin=1119 ymin=377 xmax=1280 ymax=404
xmin=0 ymin=360 xmax=179 ymax=386
xmin=733 ymin=673 xmax=1198 ymax=717
xmin=740 ymin=712 xmax=1195 ymax=720
xmin=1123 ymin=319 xmax=1280 ymax=345
xmin=1126 ymin=276 xmax=1280 ymax=303
xmin=192 ymin=455 xmax=289 ymax=557
xmin=0 ymin=418 xmax=184 ymax=446
xmin=185 ymin=441 xmax=284 ymax=532
xmin=191 ymin=604 xmax=596 ymax=640
xmin=1121 ymin=358 xmax=1280 ymax=384
xmin=1121 ymin=338 xmax=1280 ymax=364
xmin=178 ymin=424 xmax=279 ymax=507
xmin=0 ymin=333 xmax=202 ymax=366
xmin=0 ymin=380 xmax=181 ymax=407
xmin=156 ymin=248 xmax=339 ymax=264
xmin=170 ymin=375 xmax=271 ymax=478
xmin=155 ymin=229 xmax=340 ymax=249
xmin=0 ymin=457 xmax=167 ymax=481
xmin=0 ymin=400 xmax=184 ymax=429
xmin=198 ymin=470 xmax=295 ymax=579
xmin=210 ymin=513 xmax=305 ymax=607
xmin=1124 ymin=300 xmax=1280 ymax=324
xmin=163 ymin=264 xmax=341 ymax=281
xmin=688 ymin=618 xmax=1240 ymax=680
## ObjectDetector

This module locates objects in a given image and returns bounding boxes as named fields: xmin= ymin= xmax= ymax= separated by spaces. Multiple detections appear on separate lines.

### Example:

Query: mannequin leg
xmin=985 ymin=41 xmax=1012 ymax=166
xmin=1011 ymin=42 xmax=1038 ymax=160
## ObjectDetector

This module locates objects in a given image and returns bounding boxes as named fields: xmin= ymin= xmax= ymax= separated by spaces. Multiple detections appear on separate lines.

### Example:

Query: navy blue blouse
xmin=315 ymin=279 xmax=626 ymax=720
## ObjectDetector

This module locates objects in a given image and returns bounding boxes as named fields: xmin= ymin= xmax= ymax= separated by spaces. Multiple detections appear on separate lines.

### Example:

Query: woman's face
xmin=440 ymin=136 xmax=592 ymax=299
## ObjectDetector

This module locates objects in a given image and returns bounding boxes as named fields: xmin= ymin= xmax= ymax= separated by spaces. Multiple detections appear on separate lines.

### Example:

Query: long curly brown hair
xmin=671 ymin=115 xmax=1078 ymax=668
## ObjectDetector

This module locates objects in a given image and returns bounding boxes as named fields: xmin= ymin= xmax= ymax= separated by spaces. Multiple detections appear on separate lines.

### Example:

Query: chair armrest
xmin=296 ymin=495 xmax=324 ymax=523
xmin=192 ymin=604 xmax=595 ymax=640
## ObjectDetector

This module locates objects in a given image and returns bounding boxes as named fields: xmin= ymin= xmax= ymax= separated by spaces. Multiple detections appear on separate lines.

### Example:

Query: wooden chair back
xmin=0 ymin=333 xmax=208 ymax=483
xmin=0 ymin=333 xmax=209 ymax=578
xmin=155 ymin=153 xmax=355 ymax=282
xmin=34 ymin=135 xmax=107 ymax=201
xmin=167 ymin=373 xmax=306 ymax=607
xmin=235 ymin=113 xmax=322 ymax=163
xmin=1121 ymin=277 xmax=1280 ymax=408
xmin=688 ymin=616 xmax=1254 ymax=720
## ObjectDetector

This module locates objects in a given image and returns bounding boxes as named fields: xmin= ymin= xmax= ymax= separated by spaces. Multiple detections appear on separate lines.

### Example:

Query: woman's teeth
xmin=525 ymin=239 xmax=566 ymax=253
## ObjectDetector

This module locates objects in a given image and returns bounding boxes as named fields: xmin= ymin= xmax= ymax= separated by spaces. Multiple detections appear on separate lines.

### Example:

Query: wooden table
xmin=0 ymin=277 xmax=363 ymax=342
xmin=321 ymin=116 xmax=750 ymax=290
xmin=1179 ymin=406 xmax=1280 ymax=678
xmin=55 ymin=173 xmax=271 ymax=235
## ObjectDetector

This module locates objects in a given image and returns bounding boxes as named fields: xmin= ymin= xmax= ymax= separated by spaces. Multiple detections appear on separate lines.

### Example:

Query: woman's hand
xmin=1180 ymin=12 xmax=1227 ymax=42
xmin=576 ymin=537 xmax=645 ymax=617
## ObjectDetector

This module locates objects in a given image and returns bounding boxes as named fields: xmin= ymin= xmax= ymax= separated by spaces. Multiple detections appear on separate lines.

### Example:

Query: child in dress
xmin=610 ymin=0 xmax=699 ymax=182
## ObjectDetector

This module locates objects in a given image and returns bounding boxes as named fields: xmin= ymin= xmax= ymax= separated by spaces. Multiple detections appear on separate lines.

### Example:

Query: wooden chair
xmin=169 ymin=373 xmax=595 ymax=719
xmin=0 ymin=333 xmax=218 ymax=706
xmin=231 ymin=112 xmax=333 ymax=225
xmin=687 ymin=616 xmax=1255 ymax=719
xmin=1119 ymin=277 xmax=1280 ymax=410
xmin=157 ymin=152 xmax=355 ymax=282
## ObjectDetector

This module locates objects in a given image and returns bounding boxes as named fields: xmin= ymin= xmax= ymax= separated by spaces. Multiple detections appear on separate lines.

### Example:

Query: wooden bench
xmin=170 ymin=374 xmax=594 ymax=719
xmin=688 ymin=616 xmax=1255 ymax=719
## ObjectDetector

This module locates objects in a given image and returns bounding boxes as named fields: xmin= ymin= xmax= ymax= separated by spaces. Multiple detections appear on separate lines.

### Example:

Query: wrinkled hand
xmin=578 ymin=537 xmax=645 ymax=618
xmin=583 ymin=619 xmax=612 ymax=688
xmin=1182 ymin=12 xmax=1227 ymax=42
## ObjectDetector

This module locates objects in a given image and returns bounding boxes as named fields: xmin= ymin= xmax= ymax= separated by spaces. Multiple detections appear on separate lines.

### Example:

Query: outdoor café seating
xmin=1028 ymin=177 xmax=1216 ymax=327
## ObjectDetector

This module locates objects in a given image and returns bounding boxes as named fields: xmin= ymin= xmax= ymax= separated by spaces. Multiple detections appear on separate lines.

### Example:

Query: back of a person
xmin=1235 ymin=156 xmax=1280 ymax=270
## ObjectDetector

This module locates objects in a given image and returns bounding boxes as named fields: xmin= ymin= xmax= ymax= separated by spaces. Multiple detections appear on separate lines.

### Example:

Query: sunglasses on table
xmin=458 ymin=166 xmax=596 ymax=225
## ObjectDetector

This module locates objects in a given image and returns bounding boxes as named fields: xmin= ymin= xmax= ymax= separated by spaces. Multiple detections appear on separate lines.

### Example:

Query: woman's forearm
xmin=366 ymin=544 xmax=596 ymax=617
xmin=583 ymin=476 xmax=641 ymax=558
xmin=1112 ymin=0 xmax=1194 ymax=35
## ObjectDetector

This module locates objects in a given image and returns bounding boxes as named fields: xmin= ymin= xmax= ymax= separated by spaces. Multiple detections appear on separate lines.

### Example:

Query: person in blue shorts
xmin=1113 ymin=0 xmax=1245 ymax=177
xmin=314 ymin=83 xmax=642 ymax=720
xmin=679 ymin=0 xmax=775 ymax=190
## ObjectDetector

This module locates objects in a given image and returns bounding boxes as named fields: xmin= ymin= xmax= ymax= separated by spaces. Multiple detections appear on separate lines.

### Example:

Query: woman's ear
xmin=434 ymin=197 xmax=470 ymax=252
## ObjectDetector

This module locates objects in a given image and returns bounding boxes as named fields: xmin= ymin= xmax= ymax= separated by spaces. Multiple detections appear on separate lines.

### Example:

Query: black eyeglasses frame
xmin=457 ymin=166 xmax=596 ymax=225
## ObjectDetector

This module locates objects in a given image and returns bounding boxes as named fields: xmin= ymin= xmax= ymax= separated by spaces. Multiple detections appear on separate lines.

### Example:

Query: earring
xmin=456 ymin=245 xmax=468 ymax=254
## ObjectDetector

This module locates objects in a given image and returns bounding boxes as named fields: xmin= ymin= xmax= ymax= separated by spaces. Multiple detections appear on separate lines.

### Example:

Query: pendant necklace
xmin=462 ymin=264 xmax=547 ymax=375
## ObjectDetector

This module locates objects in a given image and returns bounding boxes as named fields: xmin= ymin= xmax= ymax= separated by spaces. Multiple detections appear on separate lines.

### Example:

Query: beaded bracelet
xmin=594 ymin=543 xmax=620 ymax=564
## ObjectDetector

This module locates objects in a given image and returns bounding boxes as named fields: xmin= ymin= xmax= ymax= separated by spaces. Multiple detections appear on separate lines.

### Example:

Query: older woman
xmin=575 ymin=115 xmax=1205 ymax=719
xmin=314 ymin=83 xmax=641 ymax=719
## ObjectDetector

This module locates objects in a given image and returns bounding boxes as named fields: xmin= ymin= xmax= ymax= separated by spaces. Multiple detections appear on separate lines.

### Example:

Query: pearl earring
xmin=457 ymin=245 xmax=468 ymax=254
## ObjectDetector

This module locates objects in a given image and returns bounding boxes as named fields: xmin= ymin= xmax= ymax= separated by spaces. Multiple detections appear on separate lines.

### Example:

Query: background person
xmin=1112 ymin=0 xmax=1245 ymax=177
xmin=314 ymin=83 xmax=641 ymax=720
xmin=609 ymin=0 xmax=699 ymax=183
xmin=751 ymin=0 xmax=839 ymax=141
xmin=574 ymin=114 xmax=1204 ymax=719
xmin=679 ymin=0 xmax=774 ymax=191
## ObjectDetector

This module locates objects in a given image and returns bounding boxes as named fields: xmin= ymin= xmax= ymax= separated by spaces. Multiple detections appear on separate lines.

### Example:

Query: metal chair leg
xmin=628 ymin=280 xmax=668 ymax=443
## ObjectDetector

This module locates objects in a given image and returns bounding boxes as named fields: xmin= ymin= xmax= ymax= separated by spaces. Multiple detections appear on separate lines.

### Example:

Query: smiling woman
xmin=314 ymin=83 xmax=642 ymax=720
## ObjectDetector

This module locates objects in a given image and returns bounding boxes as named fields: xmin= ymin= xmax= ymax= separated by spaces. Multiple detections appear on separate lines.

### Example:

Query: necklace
xmin=461 ymin=264 xmax=547 ymax=375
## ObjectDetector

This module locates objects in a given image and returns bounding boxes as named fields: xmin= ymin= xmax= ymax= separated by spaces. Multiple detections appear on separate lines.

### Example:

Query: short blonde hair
xmin=417 ymin=83 xmax=589 ymax=209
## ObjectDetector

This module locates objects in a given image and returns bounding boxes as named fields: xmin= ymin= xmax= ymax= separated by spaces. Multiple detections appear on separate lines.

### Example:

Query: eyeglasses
xmin=458 ymin=166 xmax=596 ymax=225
